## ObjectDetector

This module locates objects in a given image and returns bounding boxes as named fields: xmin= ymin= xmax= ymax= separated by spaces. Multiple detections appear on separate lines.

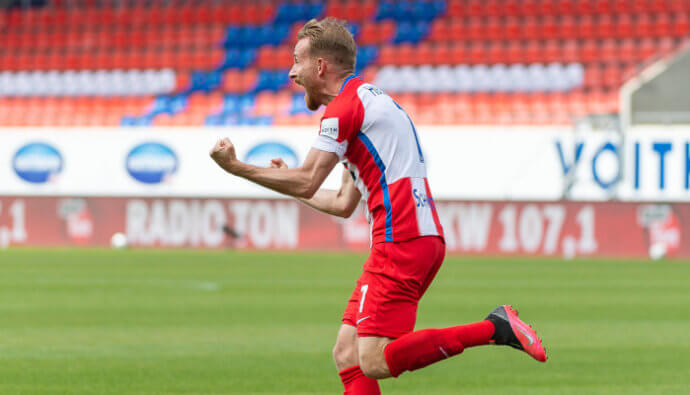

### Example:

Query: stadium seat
xmin=2 ymin=0 xmax=687 ymax=126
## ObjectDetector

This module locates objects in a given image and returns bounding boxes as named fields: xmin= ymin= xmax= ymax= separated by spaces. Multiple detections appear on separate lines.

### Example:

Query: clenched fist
xmin=269 ymin=158 xmax=288 ymax=169
xmin=210 ymin=137 xmax=238 ymax=173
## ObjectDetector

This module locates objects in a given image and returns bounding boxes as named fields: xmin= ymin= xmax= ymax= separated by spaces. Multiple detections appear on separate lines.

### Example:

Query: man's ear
xmin=317 ymin=57 xmax=326 ymax=76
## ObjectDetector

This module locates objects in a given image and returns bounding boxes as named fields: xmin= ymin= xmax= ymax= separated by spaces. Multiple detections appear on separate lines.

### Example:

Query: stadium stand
xmin=0 ymin=0 xmax=688 ymax=126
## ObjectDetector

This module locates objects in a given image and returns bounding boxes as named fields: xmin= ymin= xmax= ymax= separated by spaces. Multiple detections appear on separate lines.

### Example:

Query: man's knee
xmin=333 ymin=325 xmax=359 ymax=370
xmin=358 ymin=338 xmax=392 ymax=379
xmin=333 ymin=340 xmax=358 ymax=369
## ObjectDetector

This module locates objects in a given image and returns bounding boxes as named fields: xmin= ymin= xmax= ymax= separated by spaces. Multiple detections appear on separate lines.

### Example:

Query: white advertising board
xmin=1 ymin=126 xmax=690 ymax=201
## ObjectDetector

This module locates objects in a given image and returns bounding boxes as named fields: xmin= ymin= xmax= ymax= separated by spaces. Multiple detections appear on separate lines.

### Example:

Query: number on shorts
xmin=359 ymin=284 xmax=369 ymax=313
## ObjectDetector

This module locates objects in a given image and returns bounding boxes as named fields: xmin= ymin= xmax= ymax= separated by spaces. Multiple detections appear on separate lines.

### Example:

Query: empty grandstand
xmin=0 ymin=0 xmax=688 ymax=126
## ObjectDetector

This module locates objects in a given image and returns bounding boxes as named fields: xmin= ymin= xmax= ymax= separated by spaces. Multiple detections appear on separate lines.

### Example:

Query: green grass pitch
xmin=1 ymin=248 xmax=689 ymax=394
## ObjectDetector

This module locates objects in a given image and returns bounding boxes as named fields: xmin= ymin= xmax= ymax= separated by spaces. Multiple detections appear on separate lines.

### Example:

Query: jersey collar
xmin=339 ymin=74 xmax=358 ymax=94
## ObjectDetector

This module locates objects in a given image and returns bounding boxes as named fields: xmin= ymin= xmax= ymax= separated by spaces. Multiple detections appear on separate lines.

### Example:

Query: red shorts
xmin=342 ymin=236 xmax=445 ymax=338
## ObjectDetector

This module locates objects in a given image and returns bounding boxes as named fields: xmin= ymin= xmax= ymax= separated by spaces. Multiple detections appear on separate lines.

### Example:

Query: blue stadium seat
xmin=411 ymin=1 xmax=435 ymax=22
xmin=128 ymin=115 xmax=153 ymax=126
xmin=392 ymin=0 xmax=414 ymax=21
xmin=274 ymin=2 xmax=323 ymax=24
xmin=222 ymin=113 xmax=240 ymax=125
xmin=237 ymin=95 xmax=256 ymax=115
xmin=290 ymin=93 xmax=311 ymax=115
xmin=223 ymin=95 xmax=240 ymax=114
xmin=169 ymin=95 xmax=188 ymax=114
xmin=393 ymin=21 xmax=429 ymax=44
xmin=120 ymin=116 xmax=139 ymax=126
xmin=204 ymin=114 xmax=223 ymax=126
xmin=149 ymin=96 xmax=172 ymax=115
xmin=356 ymin=46 xmax=378 ymax=71
xmin=347 ymin=23 xmax=361 ymax=39
xmin=223 ymin=26 xmax=241 ymax=48
xmin=375 ymin=0 xmax=395 ymax=21
xmin=252 ymin=70 xmax=290 ymax=93
xmin=218 ymin=48 xmax=256 ymax=70
xmin=271 ymin=24 xmax=290 ymax=45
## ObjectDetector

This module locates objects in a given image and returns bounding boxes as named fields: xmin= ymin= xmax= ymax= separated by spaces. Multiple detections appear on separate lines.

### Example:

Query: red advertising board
xmin=0 ymin=197 xmax=687 ymax=258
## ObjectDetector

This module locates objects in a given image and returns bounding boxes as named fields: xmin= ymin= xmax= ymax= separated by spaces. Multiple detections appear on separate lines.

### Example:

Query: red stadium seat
xmin=505 ymin=40 xmax=525 ymax=64
xmin=580 ymin=40 xmax=599 ymax=63
xmin=358 ymin=22 xmax=380 ymax=46
xmin=467 ymin=41 xmax=487 ymax=64
xmin=256 ymin=46 xmax=277 ymax=69
xmin=376 ymin=45 xmax=397 ymax=65
xmin=632 ymin=0 xmax=652 ymax=13
xmin=502 ymin=0 xmax=521 ymax=16
xmin=484 ymin=0 xmax=501 ymax=16
xmin=673 ymin=13 xmax=690 ymax=37
xmin=654 ymin=13 xmax=672 ymax=38
xmin=584 ymin=65 xmax=603 ymax=89
xmin=543 ymin=40 xmax=561 ymax=63
xmin=612 ymin=0 xmax=632 ymax=13
xmin=466 ymin=17 xmax=483 ymax=40
xmin=521 ymin=16 xmax=539 ymax=40
xmin=601 ymin=64 xmax=622 ymax=87
xmin=486 ymin=41 xmax=505 ymax=63
xmin=593 ymin=0 xmax=614 ymax=14
xmin=524 ymin=40 xmax=542 ymax=63
xmin=600 ymin=38 xmax=618 ymax=63
xmin=399 ymin=44 xmax=416 ymax=65
xmin=379 ymin=21 xmax=396 ymax=43
xmin=618 ymin=38 xmax=638 ymax=63
xmin=519 ymin=0 xmax=539 ymax=16
xmin=575 ymin=0 xmax=596 ymax=15
xmin=541 ymin=15 xmax=559 ymax=38
xmin=578 ymin=15 xmax=596 ymax=39
xmin=561 ymin=40 xmax=580 ymax=63
xmin=466 ymin=0 xmax=483 ymax=17
xmin=539 ymin=0 xmax=559 ymax=15
xmin=415 ymin=44 xmax=433 ymax=66
xmin=616 ymin=14 xmax=637 ymax=39
xmin=450 ymin=43 xmax=468 ymax=64
xmin=557 ymin=0 xmax=577 ymax=14
xmin=669 ymin=0 xmax=690 ymax=12
xmin=504 ymin=16 xmax=521 ymax=39
xmin=485 ymin=17 xmax=503 ymax=40
xmin=427 ymin=19 xmax=450 ymax=43
xmin=446 ymin=0 xmax=465 ymax=17
xmin=448 ymin=18 xmax=468 ymax=41
xmin=596 ymin=14 xmax=615 ymax=38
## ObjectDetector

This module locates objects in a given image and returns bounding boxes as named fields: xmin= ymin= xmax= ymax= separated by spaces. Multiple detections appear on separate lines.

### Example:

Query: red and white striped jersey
xmin=312 ymin=76 xmax=444 ymax=245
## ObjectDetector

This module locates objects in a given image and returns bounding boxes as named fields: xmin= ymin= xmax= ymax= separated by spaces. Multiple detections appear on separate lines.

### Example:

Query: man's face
xmin=289 ymin=38 xmax=322 ymax=111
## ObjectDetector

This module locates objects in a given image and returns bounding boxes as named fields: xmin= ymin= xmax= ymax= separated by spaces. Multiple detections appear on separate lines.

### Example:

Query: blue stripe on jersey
xmin=392 ymin=100 xmax=425 ymax=163
xmin=357 ymin=131 xmax=393 ymax=242
xmin=339 ymin=74 xmax=357 ymax=93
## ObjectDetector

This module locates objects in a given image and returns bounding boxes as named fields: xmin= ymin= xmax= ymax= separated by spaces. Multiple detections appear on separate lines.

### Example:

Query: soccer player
xmin=210 ymin=17 xmax=547 ymax=394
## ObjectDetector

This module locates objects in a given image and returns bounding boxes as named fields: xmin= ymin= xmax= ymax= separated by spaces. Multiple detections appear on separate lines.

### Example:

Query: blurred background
xmin=0 ymin=0 xmax=689 ymax=258
xmin=2 ymin=2 xmax=690 ymax=394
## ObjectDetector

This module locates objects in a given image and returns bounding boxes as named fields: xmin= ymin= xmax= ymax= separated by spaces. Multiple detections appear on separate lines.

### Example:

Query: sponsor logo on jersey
xmin=13 ymin=142 xmax=63 ymax=184
xmin=126 ymin=142 xmax=178 ymax=184
xmin=320 ymin=117 xmax=339 ymax=140
xmin=244 ymin=142 xmax=299 ymax=169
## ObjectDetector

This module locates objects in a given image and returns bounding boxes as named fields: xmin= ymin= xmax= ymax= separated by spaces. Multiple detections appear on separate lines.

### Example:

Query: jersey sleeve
xmin=311 ymin=94 xmax=365 ymax=160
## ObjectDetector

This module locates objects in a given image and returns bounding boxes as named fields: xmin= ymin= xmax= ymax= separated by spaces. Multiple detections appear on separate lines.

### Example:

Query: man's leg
xmin=333 ymin=324 xmax=359 ymax=370
xmin=357 ymin=305 xmax=547 ymax=380
xmin=357 ymin=320 xmax=495 ymax=380
xmin=335 ymin=326 xmax=380 ymax=394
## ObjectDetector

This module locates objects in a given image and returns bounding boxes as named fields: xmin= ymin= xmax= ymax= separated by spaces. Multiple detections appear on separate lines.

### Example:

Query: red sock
xmin=383 ymin=320 xmax=495 ymax=377
xmin=339 ymin=365 xmax=381 ymax=395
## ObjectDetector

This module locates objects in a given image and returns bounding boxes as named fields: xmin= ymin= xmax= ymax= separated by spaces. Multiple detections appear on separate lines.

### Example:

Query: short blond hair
xmin=297 ymin=17 xmax=357 ymax=75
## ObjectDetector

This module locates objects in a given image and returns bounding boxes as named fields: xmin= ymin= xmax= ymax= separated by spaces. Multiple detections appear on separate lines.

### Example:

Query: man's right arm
xmin=271 ymin=159 xmax=361 ymax=218
xmin=298 ymin=167 xmax=361 ymax=218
